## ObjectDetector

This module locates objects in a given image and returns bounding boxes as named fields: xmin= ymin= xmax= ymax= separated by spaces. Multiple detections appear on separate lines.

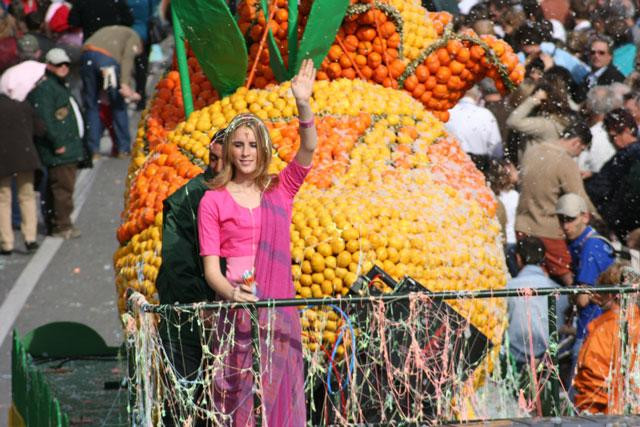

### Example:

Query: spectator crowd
xmin=0 ymin=0 xmax=169 ymax=248
xmin=448 ymin=0 xmax=640 ymax=414
xmin=1 ymin=0 xmax=640 ymax=417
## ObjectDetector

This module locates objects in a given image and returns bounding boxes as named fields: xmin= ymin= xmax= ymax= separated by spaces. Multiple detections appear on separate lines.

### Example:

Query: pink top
xmin=198 ymin=159 xmax=310 ymax=284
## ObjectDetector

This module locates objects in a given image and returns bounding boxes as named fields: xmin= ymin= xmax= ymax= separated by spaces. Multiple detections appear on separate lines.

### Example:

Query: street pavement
xmin=0 ymin=114 xmax=141 ymax=423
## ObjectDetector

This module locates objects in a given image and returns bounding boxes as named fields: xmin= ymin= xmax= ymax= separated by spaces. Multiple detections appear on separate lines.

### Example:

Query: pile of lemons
xmin=114 ymin=222 xmax=163 ymax=313
xmin=165 ymin=78 xmax=506 ymax=345
xmin=389 ymin=0 xmax=439 ymax=60
xmin=170 ymin=79 xmax=430 ymax=164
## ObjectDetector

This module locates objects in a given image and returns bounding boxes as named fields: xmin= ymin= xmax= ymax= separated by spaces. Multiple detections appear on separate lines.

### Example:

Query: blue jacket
xmin=568 ymin=226 xmax=615 ymax=340
xmin=613 ymin=43 xmax=637 ymax=77
xmin=506 ymin=265 xmax=569 ymax=363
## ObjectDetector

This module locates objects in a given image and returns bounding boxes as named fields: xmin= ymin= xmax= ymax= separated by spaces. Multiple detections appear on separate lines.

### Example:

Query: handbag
xmin=147 ymin=0 xmax=170 ymax=44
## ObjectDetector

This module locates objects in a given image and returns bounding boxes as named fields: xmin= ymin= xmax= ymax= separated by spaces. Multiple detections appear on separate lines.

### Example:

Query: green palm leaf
xmin=173 ymin=0 xmax=248 ymax=97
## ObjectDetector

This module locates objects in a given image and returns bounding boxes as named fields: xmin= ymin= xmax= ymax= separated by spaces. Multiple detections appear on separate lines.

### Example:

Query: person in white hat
xmin=27 ymin=47 xmax=84 ymax=239
xmin=555 ymin=192 xmax=615 ymax=391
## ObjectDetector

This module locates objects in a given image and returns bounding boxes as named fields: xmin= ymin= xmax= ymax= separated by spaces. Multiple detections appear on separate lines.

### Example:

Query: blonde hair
xmin=207 ymin=113 xmax=276 ymax=191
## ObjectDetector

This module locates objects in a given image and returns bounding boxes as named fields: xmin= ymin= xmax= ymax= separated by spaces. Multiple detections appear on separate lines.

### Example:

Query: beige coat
xmin=506 ymin=97 xmax=568 ymax=146
xmin=84 ymin=26 xmax=142 ymax=87
xmin=515 ymin=141 xmax=597 ymax=239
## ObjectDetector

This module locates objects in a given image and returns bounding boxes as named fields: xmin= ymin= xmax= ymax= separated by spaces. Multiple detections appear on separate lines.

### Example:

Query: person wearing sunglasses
xmin=27 ymin=48 xmax=84 ymax=239
xmin=577 ymin=35 xmax=625 ymax=102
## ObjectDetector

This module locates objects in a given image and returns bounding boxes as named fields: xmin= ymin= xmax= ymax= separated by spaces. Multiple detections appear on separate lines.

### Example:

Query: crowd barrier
xmin=124 ymin=278 xmax=640 ymax=425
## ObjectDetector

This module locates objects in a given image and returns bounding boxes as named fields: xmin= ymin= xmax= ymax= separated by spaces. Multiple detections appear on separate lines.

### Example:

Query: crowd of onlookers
xmin=0 ymin=0 xmax=170 ymax=249
xmin=444 ymin=0 xmax=640 ymax=414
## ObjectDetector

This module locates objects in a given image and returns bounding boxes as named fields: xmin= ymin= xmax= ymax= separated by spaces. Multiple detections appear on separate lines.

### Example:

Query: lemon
xmin=299 ymin=287 xmax=312 ymax=298
xmin=341 ymin=227 xmax=358 ymax=242
xmin=344 ymin=272 xmax=358 ymax=287
xmin=311 ymin=284 xmax=323 ymax=298
xmin=336 ymin=251 xmax=351 ymax=268
xmin=300 ymin=274 xmax=312 ymax=287
xmin=311 ymin=253 xmax=325 ymax=273
xmin=317 ymin=243 xmax=332 ymax=257
xmin=301 ymin=260 xmax=312 ymax=274
xmin=345 ymin=239 xmax=359 ymax=253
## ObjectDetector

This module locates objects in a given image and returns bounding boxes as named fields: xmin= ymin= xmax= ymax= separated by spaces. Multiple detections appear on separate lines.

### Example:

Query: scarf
xmin=254 ymin=188 xmax=294 ymax=300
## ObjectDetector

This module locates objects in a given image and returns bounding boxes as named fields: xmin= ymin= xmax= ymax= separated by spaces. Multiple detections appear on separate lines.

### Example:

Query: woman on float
xmin=197 ymin=59 xmax=317 ymax=425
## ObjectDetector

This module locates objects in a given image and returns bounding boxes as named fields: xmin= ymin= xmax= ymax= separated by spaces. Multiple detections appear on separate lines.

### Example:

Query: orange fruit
xmin=449 ymin=60 xmax=465 ymax=75
xmin=436 ymin=66 xmax=451 ymax=83
xmin=404 ymin=74 xmax=418 ymax=91
xmin=436 ymin=48 xmax=451 ymax=66
xmin=415 ymin=64 xmax=429 ymax=83
xmin=426 ymin=55 xmax=440 ymax=73
xmin=446 ymin=39 xmax=463 ymax=55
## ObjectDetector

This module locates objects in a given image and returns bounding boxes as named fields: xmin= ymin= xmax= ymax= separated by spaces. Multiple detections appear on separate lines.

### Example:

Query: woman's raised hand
xmin=291 ymin=59 xmax=316 ymax=104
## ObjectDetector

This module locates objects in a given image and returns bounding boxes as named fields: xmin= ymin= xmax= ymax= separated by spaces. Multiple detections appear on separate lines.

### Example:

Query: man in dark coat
xmin=67 ymin=0 xmax=133 ymax=41
xmin=0 ymin=93 xmax=43 ymax=254
xmin=576 ymin=35 xmax=625 ymax=102
xmin=586 ymin=108 xmax=640 ymax=240
xmin=28 ymin=48 xmax=84 ymax=239
xmin=156 ymin=129 xmax=225 ymax=426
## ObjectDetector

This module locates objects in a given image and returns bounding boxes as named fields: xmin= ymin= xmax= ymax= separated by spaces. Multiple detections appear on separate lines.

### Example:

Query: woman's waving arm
xmin=292 ymin=59 xmax=318 ymax=167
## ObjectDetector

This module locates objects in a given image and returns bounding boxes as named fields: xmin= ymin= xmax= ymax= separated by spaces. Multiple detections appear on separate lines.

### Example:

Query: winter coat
xmin=0 ymin=94 xmax=42 ymax=177
xmin=573 ymin=304 xmax=640 ymax=414
xmin=156 ymin=169 xmax=217 ymax=306
xmin=585 ymin=142 xmax=640 ymax=239
xmin=27 ymin=71 xmax=83 ymax=167
xmin=156 ymin=169 xmax=221 ymax=345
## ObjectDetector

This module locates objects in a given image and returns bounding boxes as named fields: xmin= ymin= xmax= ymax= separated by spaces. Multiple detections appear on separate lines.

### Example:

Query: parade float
xmin=111 ymin=0 xmax=526 ymax=423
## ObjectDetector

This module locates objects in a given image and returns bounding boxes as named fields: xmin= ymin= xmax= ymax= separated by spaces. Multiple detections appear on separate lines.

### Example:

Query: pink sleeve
xmin=198 ymin=191 xmax=221 ymax=256
xmin=278 ymin=158 xmax=312 ymax=200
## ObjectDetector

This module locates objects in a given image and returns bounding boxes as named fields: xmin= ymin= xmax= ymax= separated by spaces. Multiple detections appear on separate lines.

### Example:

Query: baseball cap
xmin=555 ymin=193 xmax=588 ymax=218
xmin=45 ymin=48 xmax=71 ymax=65
xmin=17 ymin=35 xmax=39 ymax=56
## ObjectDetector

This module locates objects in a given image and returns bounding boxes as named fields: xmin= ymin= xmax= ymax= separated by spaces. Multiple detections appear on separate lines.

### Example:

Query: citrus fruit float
xmin=114 ymin=0 xmax=524 ymax=378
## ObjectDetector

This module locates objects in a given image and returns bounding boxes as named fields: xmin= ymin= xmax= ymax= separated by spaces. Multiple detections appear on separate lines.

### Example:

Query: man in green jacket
xmin=28 ymin=48 xmax=84 ymax=239
xmin=157 ymin=129 xmax=225 ymax=388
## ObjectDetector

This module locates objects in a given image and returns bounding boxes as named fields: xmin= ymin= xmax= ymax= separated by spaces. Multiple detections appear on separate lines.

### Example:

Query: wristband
xmin=299 ymin=117 xmax=315 ymax=129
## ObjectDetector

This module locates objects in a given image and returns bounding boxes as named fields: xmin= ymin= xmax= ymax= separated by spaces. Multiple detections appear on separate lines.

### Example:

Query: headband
xmin=224 ymin=113 xmax=273 ymax=153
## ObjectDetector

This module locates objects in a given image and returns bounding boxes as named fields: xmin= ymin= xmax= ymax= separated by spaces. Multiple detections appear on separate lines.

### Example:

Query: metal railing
xmin=128 ymin=282 xmax=640 ymax=424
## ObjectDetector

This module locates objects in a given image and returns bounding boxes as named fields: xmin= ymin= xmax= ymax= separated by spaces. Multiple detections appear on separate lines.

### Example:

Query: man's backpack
xmin=589 ymin=235 xmax=640 ymax=272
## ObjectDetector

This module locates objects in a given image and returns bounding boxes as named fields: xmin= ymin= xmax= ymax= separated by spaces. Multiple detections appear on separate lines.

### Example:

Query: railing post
xmin=250 ymin=305 xmax=263 ymax=425
xmin=547 ymin=294 xmax=559 ymax=416
xmin=171 ymin=6 xmax=194 ymax=119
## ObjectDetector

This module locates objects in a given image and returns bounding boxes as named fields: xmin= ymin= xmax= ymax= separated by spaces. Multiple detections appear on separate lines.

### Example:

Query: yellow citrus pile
xmin=114 ymin=223 xmax=162 ymax=308
xmin=155 ymin=79 xmax=506 ymax=347
xmin=388 ymin=0 xmax=440 ymax=60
